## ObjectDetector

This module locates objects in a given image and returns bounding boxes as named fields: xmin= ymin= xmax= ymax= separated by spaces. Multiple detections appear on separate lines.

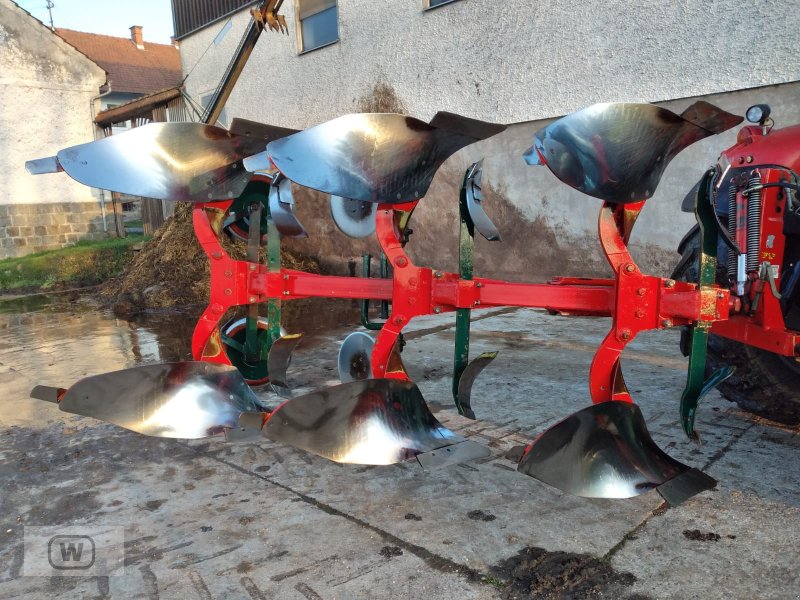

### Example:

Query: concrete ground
xmin=0 ymin=295 xmax=798 ymax=599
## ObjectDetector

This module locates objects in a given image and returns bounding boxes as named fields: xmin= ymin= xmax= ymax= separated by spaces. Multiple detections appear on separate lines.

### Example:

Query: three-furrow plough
xmin=27 ymin=99 xmax=748 ymax=506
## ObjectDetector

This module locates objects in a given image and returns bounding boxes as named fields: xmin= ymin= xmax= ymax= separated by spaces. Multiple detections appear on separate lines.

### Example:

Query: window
xmin=297 ymin=0 xmax=338 ymax=53
xmin=425 ymin=0 xmax=461 ymax=9
xmin=201 ymin=92 xmax=229 ymax=128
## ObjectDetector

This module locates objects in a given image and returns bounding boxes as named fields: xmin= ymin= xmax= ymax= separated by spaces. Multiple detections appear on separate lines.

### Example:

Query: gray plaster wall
xmin=448 ymin=81 xmax=800 ymax=279
xmin=0 ymin=1 xmax=107 ymax=257
xmin=179 ymin=1 xmax=800 ymax=278
xmin=180 ymin=0 xmax=800 ymax=125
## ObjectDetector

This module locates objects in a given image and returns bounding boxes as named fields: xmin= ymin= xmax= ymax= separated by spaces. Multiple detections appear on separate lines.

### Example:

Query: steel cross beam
xmin=190 ymin=193 xmax=730 ymax=394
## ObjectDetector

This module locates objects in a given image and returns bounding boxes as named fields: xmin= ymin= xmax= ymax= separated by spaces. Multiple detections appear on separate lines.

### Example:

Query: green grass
xmin=0 ymin=236 xmax=149 ymax=292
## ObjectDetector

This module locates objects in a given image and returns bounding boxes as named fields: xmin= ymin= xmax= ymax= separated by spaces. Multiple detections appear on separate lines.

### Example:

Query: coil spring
xmin=746 ymin=172 xmax=762 ymax=273
xmin=727 ymin=182 xmax=738 ymax=280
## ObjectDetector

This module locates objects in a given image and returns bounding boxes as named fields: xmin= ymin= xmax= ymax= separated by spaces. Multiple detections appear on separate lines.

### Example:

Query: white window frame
xmin=424 ymin=0 xmax=462 ymax=10
xmin=295 ymin=0 xmax=339 ymax=54
xmin=200 ymin=91 xmax=229 ymax=129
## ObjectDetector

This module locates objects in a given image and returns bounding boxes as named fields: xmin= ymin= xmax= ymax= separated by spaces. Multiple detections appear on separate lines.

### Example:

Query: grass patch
xmin=0 ymin=236 xmax=149 ymax=293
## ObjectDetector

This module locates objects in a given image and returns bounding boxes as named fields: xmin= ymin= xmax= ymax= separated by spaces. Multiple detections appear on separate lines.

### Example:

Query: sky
xmin=16 ymin=0 xmax=176 ymax=44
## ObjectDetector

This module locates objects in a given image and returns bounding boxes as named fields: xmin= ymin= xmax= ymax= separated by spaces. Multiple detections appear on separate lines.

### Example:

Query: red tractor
xmin=673 ymin=103 xmax=800 ymax=425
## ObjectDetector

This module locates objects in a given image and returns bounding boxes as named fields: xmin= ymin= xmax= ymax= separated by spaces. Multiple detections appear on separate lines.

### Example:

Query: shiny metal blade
xmin=242 ymin=151 xmax=272 ymax=173
xmin=262 ymin=379 xmax=463 ymax=465
xmin=25 ymin=156 xmax=61 ymax=174
xmin=679 ymin=101 xmax=743 ymax=134
xmin=330 ymin=195 xmax=377 ymax=239
xmin=655 ymin=467 xmax=717 ymax=507
xmin=526 ymin=102 xmax=740 ymax=204
xmin=518 ymin=401 xmax=713 ymax=500
xmin=428 ymin=111 xmax=507 ymax=140
xmin=268 ymin=333 xmax=304 ymax=398
xmin=464 ymin=161 xmax=500 ymax=242
xmin=225 ymin=412 xmax=267 ymax=442
xmin=55 ymin=123 xmax=266 ymax=202
xmin=456 ymin=351 xmax=498 ymax=420
xmin=229 ymin=118 xmax=299 ymax=142
xmin=267 ymin=112 xmax=505 ymax=204
xmin=51 ymin=362 xmax=266 ymax=438
xmin=30 ymin=385 xmax=65 ymax=403
xmin=522 ymin=146 xmax=542 ymax=166
xmin=416 ymin=440 xmax=491 ymax=470
xmin=268 ymin=176 xmax=307 ymax=238
xmin=338 ymin=331 xmax=375 ymax=383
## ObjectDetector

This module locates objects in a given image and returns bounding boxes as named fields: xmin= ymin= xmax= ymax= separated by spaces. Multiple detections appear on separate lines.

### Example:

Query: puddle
xmin=0 ymin=290 xmax=493 ymax=430
xmin=0 ymin=294 xmax=363 ymax=359
xmin=0 ymin=293 xmax=367 ymax=428
xmin=0 ymin=291 xmax=98 ymax=315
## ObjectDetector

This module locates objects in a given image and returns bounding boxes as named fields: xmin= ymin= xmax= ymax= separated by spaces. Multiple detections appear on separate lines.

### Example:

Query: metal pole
xmin=46 ymin=1 xmax=55 ymax=30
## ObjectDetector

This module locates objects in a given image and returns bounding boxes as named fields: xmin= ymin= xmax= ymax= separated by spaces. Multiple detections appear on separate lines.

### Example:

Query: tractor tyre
xmin=672 ymin=227 xmax=800 ymax=425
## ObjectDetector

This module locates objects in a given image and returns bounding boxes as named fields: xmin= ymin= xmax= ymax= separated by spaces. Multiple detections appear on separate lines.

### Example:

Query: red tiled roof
xmin=56 ymin=28 xmax=182 ymax=95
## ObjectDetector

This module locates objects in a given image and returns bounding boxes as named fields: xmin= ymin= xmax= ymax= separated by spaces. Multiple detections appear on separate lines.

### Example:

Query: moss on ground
xmin=0 ymin=236 xmax=149 ymax=293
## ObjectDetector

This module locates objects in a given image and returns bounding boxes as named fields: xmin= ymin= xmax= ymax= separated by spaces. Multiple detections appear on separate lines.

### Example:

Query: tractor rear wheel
xmin=672 ymin=227 xmax=800 ymax=425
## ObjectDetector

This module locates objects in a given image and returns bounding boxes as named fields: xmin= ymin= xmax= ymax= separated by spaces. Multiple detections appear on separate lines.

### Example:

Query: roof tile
xmin=56 ymin=28 xmax=182 ymax=95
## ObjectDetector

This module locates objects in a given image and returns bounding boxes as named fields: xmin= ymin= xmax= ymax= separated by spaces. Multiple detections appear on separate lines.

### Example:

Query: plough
xmin=32 ymin=0 xmax=799 ymax=509
xmin=27 ymin=98 xmax=749 ymax=506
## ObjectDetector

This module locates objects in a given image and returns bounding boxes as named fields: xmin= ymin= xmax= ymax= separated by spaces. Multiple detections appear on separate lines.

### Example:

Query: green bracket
xmin=680 ymin=169 xmax=734 ymax=440
xmin=453 ymin=169 xmax=476 ymax=416
xmin=265 ymin=201 xmax=283 ymax=355
xmin=224 ymin=198 xmax=276 ymax=383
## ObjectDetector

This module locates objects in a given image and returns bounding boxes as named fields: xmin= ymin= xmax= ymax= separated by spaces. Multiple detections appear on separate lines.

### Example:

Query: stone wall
xmin=0 ymin=202 xmax=106 ymax=257
xmin=0 ymin=1 xmax=108 ymax=259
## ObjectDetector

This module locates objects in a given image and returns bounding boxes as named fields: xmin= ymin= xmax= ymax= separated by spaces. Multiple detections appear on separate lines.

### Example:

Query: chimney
xmin=130 ymin=25 xmax=144 ymax=49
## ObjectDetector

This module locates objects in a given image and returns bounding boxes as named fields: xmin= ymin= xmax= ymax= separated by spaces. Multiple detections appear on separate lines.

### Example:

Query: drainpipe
xmin=90 ymin=82 xmax=112 ymax=232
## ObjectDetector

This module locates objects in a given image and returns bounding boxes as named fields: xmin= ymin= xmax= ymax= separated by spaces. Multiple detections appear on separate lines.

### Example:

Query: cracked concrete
xmin=0 ymin=294 xmax=798 ymax=599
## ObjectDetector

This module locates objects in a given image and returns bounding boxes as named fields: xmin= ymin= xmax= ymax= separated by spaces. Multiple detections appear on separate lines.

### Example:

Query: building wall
xmin=178 ymin=1 xmax=800 ymax=278
xmin=0 ymin=1 xmax=108 ymax=258
xmin=180 ymin=0 xmax=800 ymax=126
xmin=101 ymin=92 xmax=140 ymax=134
xmin=240 ymin=80 xmax=800 ymax=283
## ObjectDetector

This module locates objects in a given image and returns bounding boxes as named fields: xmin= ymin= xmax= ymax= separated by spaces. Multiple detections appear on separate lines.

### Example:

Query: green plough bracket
xmin=452 ymin=162 xmax=501 ymax=418
xmin=680 ymin=169 xmax=735 ymax=440
xmin=264 ymin=201 xmax=283 ymax=354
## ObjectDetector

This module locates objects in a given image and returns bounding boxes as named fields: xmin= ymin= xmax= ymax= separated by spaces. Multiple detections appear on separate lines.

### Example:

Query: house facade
xmin=0 ymin=0 xmax=107 ymax=259
xmin=0 ymin=2 xmax=184 ymax=258
xmin=57 ymin=25 xmax=182 ymax=134
xmin=57 ymin=26 xmax=184 ymax=236
xmin=179 ymin=1 xmax=800 ymax=278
